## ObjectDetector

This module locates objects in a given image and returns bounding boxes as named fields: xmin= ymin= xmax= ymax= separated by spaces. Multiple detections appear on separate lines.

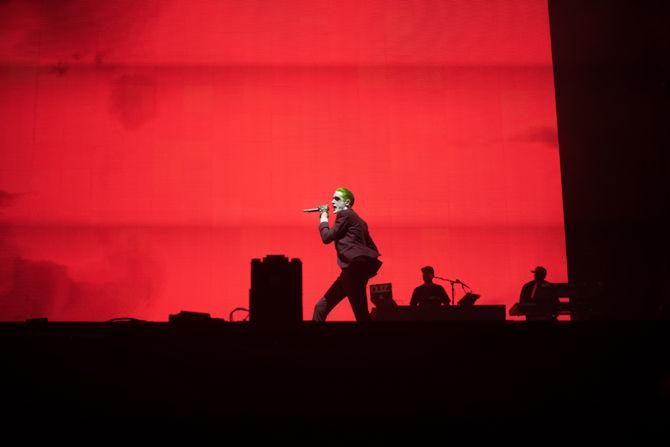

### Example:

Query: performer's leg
xmin=312 ymin=275 xmax=346 ymax=322
xmin=341 ymin=265 xmax=372 ymax=322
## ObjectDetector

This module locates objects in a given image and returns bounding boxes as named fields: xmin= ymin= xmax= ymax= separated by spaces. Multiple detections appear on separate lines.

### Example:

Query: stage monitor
xmin=457 ymin=293 xmax=481 ymax=306
xmin=370 ymin=283 xmax=395 ymax=307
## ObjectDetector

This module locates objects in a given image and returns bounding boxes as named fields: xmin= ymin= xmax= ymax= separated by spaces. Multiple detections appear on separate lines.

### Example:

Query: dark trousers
xmin=313 ymin=258 xmax=374 ymax=322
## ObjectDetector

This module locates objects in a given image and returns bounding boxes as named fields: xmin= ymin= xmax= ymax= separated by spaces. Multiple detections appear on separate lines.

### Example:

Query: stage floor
xmin=1 ymin=321 xmax=668 ymax=430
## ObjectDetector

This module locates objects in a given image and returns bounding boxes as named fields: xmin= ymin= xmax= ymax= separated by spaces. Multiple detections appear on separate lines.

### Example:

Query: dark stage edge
xmin=1 ymin=321 xmax=668 ymax=436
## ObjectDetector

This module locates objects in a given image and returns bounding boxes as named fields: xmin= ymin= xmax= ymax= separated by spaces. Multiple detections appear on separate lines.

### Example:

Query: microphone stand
xmin=435 ymin=276 xmax=458 ymax=306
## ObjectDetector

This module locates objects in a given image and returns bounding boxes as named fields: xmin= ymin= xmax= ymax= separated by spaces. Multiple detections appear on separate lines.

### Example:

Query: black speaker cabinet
xmin=249 ymin=255 xmax=302 ymax=324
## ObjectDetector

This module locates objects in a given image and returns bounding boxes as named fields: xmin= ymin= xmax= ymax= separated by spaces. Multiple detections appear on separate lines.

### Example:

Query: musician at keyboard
xmin=518 ymin=266 xmax=559 ymax=320
xmin=410 ymin=266 xmax=451 ymax=307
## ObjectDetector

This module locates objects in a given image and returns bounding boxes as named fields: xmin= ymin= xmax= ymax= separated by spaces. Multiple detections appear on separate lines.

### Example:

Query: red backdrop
xmin=0 ymin=0 xmax=565 ymax=321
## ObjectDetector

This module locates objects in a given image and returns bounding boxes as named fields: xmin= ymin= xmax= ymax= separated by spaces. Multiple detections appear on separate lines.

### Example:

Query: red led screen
xmin=0 ymin=0 xmax=565 ymax=321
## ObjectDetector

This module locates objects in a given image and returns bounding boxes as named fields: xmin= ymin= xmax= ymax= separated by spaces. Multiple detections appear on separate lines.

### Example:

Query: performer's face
xmin=332 ymin=191 xmax=349 ymax=214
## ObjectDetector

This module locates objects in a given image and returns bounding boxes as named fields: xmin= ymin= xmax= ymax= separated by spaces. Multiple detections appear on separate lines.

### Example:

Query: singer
xmin=313 ymin=187 xmax=382 ymax=322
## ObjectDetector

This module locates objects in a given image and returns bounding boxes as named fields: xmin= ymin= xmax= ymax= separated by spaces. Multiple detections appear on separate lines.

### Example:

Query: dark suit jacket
xmin=319 ymin=208 xmax=380 ymax=269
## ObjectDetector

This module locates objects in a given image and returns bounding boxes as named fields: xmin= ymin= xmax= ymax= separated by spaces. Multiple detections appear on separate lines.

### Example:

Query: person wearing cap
xmin=410 ymin=266 xmax=450 ymax=307
xmin=519 ymin=266 xmax=558 ymax=320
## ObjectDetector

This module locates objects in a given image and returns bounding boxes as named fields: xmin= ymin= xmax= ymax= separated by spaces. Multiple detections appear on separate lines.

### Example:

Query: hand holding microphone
xmin=303 ymin=204 xmax=329 ymax=213
xmin=304 ymin=204 xmax=330 ymax=222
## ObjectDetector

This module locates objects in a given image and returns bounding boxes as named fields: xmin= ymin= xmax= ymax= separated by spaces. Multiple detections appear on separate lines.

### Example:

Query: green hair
xmin=336 ymin=187 xmax=355 ymax=207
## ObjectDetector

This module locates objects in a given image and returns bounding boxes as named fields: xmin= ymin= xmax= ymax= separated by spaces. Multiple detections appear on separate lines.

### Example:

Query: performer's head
xmin=332 ymin=187 xmax=354 ymax=213
xmin=421 ymin=266 xmax=435 ymax=284
xmin=531 ymin=266 xmax=547 ymax=282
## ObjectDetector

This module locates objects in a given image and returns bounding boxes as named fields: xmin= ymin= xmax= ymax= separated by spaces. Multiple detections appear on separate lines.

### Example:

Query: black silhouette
xmin=410 ymin=266 xmax=450 ymax=307
xmin=517 ymin=266 xmax=560 ymax=320
xmin=369 ymin=283 xmax=397 ymax=309
xmin=250 ymin=255 xmax=302 ymax=324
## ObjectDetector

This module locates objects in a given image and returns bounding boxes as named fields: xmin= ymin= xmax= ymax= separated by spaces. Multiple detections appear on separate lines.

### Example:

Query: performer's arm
xmin=410 ymin=288 xmax=419 ymax=306
xmin=319 ymin=213 xmax=349 ymax=244
xmin=440 ymin=286 xmax=450 ymax=305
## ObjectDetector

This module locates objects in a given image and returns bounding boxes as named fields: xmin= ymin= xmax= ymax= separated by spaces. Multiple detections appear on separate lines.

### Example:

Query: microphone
xmin=434 ymin=276 xmax=456 ymax=283
xmin=456 ymin=279 xmax=470 ymax=288
xmin=435 ymin=276 xmax=470 ymax=288
xmin=303 ymin=205 xmax=329 ymax=213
